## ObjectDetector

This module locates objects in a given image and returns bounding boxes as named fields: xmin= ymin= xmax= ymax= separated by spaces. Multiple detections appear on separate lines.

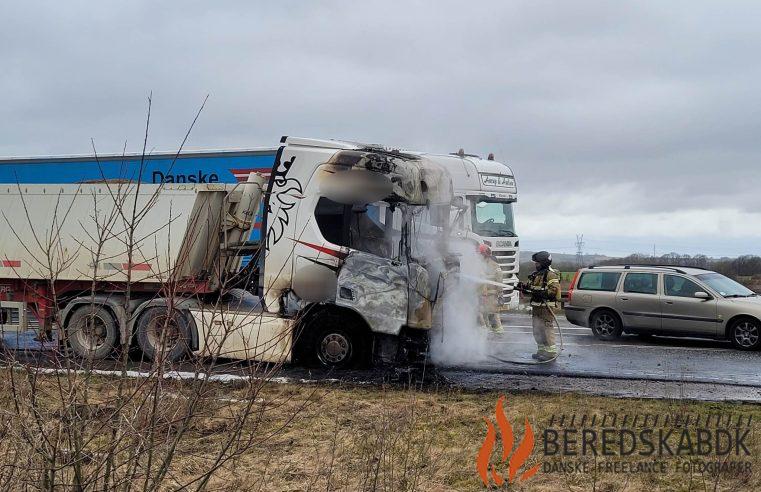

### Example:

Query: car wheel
xmin=136 ymin=307 xmax=191 ymax=363
xmin=296 ymin=310 xmax=366 ymax=369
xmin=67 ymin=305 xmax=118 ymax=359
xmin=590 ymin=310 xmax=623 ymax=340
xmin=729 ymin=318 xmax=761 ymax=350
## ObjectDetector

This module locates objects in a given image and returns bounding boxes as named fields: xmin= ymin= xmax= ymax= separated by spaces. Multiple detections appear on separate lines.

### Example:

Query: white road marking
xmin=507 ymin=324 xmax=589 ymax=331
xmin=510 ymin=329 xmax=589 ymax=335
xmin=489 ymin=339 xmax=734 ymax=351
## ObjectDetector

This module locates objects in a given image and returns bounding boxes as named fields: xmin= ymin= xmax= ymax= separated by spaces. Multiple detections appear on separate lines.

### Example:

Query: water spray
xmin=458 ymin=273 xmax=565 ymax=365
xmin=456 ymin=272 xmax=515 ymax=290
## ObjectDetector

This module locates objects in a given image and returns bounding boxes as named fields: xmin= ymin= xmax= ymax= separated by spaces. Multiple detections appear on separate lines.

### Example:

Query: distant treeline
xmin=518 ymin=253 xmax=761 ymax=290
xmin=594 ymin=253 xmax=761 ymax=278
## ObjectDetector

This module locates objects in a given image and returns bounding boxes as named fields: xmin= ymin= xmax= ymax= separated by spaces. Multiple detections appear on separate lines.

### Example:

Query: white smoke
xmin=409 ymin=225 xmax=492 ymax=367
xmin=430 ymin=239 xmax=492 ymax=366
xmin=401 ymin=206 xmax=494 ymax=367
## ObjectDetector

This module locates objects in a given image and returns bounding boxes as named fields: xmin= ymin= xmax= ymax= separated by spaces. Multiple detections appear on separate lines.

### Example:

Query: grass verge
xmin=1 ymin=370 xmax=758 ymax=491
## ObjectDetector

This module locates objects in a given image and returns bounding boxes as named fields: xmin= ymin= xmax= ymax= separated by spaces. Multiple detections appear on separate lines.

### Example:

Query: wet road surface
xmin=3 ymin=312 xmax=760 ymax=402
xmin=471 ymin=312 xmax=759 ymax=387
xmin=439 ymin=312 xmax=761 ymax=402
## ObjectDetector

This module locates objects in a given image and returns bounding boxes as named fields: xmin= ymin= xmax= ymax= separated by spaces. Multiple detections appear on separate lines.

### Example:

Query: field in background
xmin=521 ymin=254 xmax=761 ymax=294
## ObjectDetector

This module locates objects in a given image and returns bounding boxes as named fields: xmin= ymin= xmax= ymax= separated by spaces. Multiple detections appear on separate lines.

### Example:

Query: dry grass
xmin=1 ymin=370 xmax=759 ymax=491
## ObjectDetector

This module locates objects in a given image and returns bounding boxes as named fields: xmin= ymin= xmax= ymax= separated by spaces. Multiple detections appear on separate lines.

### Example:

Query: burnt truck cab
xmin=0 ymin=136 xmax=455 ymax=368
xmin=260 ymin=137 xmax=454 ymax=367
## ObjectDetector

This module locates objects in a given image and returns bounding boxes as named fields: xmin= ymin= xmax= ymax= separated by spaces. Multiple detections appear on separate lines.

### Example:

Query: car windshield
xmin=695 ymin=272 xmax=755 ymax=297
xmin=470 ymin=199 xmax=516 ymax=237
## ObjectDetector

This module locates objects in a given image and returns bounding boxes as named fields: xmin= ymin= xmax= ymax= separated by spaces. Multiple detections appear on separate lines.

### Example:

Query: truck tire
xmin=136 ymin=307 xmax=191 ymax=363
xmin=296 ymin=310 xmax=367 ymax=369
xmin=67 ymin=305 xmax=118 ymax=360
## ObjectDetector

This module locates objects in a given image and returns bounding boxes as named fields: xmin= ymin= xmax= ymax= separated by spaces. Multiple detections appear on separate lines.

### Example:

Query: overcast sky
xmin=2 ymin=1 xmax=760 ymax=257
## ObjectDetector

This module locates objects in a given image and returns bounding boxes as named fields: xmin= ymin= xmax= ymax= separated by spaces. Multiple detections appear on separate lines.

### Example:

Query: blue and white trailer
xmin=0 ymin=148 xmax=277 ymax=184
xmin=0 ymin=148 xmax=278 ymax=240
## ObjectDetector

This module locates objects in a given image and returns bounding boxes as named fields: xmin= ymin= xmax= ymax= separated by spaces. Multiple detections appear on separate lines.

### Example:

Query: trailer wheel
xmin=296 ymin=310 xmax=367 ymax=369
xmin=67 ymin=305 xmax=118 ymax=360
xmin=136 ymin=307 xmax=191 ymax=363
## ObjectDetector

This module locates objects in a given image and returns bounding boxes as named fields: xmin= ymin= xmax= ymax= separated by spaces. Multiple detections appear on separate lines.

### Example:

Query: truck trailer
xmin=0 ymin=137 xmax=456 ymax=367
xmin=0 ymin=144 xmax=520 ymax=308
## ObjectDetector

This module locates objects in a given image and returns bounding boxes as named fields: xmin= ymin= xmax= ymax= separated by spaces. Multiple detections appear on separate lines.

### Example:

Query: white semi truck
xmin=419 ymin=151 xmax=519 ymax=308
xmin=361 ymin=151 xmax=519 ymax=309
xmin=0 ymin=143 xmax=520 ymax=308
xmin=0 ymin=137 xmax=455 ymax=367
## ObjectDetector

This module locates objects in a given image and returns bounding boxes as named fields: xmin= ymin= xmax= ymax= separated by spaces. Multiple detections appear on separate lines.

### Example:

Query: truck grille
xmin=493 ymin=250 xmax=516 ymax=257
xmin=495 ymin=253 xmax=519 ymax=305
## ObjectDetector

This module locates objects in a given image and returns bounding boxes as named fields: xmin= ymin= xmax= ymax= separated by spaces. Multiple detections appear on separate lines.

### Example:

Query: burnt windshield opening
xmin=314 ymin=197 xmax=391 ymax=258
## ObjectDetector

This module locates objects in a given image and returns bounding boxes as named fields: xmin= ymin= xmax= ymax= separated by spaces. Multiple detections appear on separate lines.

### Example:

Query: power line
xmin=575 ymin=234 xmax=585 ymax=268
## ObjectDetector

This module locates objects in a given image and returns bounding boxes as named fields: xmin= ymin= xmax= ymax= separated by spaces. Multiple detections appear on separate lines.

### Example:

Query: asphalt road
xmin=3 ymin=312 xmax=760 ymax=402
xmin=471 ymin=312 xmax=759 ymax=386
xmin=437 ymin=312 xmax=761 ymax=402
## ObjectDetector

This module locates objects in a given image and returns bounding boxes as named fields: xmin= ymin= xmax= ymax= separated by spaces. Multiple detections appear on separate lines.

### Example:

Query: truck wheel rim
xmin=320 ymin=333 xmax=350 ymax=364
xmin=147 ymin=316 xmax=180 ymax=351
xmin=76 ymin=315 xmax=108 ymax=351
xmin=595 ymin=314 xmax=616 ymax=336
xmin=735 ymin=322 xmax=759 ymax=347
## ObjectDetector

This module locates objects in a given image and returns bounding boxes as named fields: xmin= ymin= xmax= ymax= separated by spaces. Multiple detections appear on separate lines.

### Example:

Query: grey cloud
xmin=1 ymin=1 xmax=760 ymax=253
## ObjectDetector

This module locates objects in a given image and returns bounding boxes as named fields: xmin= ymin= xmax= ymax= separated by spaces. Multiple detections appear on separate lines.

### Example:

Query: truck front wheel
xmin=67 ymin=305 xmax=118 ymax=360
xmin=136 ymin=307 xmax=191 ymax=363
xmin=296 ymin=310 xmax=368 ymax=369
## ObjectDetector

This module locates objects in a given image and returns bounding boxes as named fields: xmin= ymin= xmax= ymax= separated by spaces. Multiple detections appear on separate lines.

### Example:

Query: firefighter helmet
xmin=531 ymin=250 xmax=552 ymax=267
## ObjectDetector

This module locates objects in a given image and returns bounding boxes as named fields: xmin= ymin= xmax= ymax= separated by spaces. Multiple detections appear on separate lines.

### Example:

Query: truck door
xmin=616 ymin=272 xmax=662 ymax=330
xmin=661 ymin=274 xmax=719 ymax=336
xmin=335 ymin=251 xmax=408 ymax=336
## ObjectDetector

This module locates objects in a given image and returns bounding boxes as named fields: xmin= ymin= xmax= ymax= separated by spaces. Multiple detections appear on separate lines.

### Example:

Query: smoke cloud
xmin=427 ymin=239 xmax=491 ymax=366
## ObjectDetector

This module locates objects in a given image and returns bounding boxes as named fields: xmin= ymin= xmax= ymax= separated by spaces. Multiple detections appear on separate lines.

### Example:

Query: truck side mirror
xmin=694 ymin=291 xmax=711 ymax=300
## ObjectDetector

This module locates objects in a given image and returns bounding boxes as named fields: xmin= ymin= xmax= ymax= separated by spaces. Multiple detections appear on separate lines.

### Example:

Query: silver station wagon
xmin=564 ymin=265 xmax=761 ymax=350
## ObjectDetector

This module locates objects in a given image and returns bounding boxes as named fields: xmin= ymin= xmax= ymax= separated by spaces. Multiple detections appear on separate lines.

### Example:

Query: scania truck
xmin=0 ymin=144 xmax=519 ymax=307
xmin=0 ymin=137 xmax=455 ymax=367
xmin=419 ymin=151 xmax=519 ymax=308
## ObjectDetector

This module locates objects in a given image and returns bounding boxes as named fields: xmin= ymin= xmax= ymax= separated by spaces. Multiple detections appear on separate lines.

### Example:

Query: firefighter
xmin=518 ymin=251 xmax=561 ymax=361
xmin=477 ymin=244 xmax=504 ymax=334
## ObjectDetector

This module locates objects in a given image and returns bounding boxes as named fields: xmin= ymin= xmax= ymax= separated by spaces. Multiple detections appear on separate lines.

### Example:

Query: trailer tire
xmin=296 ymin=310 xmax=367 ymax=369
xmin=67 ymin=305 xmax=118 ymax=360
xmin=136 ymin=307 xmax=191 ymax=363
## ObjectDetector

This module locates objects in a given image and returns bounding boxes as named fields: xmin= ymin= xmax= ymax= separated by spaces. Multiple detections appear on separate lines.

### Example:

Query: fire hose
xmin=456 ymin=273 xmax=565 ymax=365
